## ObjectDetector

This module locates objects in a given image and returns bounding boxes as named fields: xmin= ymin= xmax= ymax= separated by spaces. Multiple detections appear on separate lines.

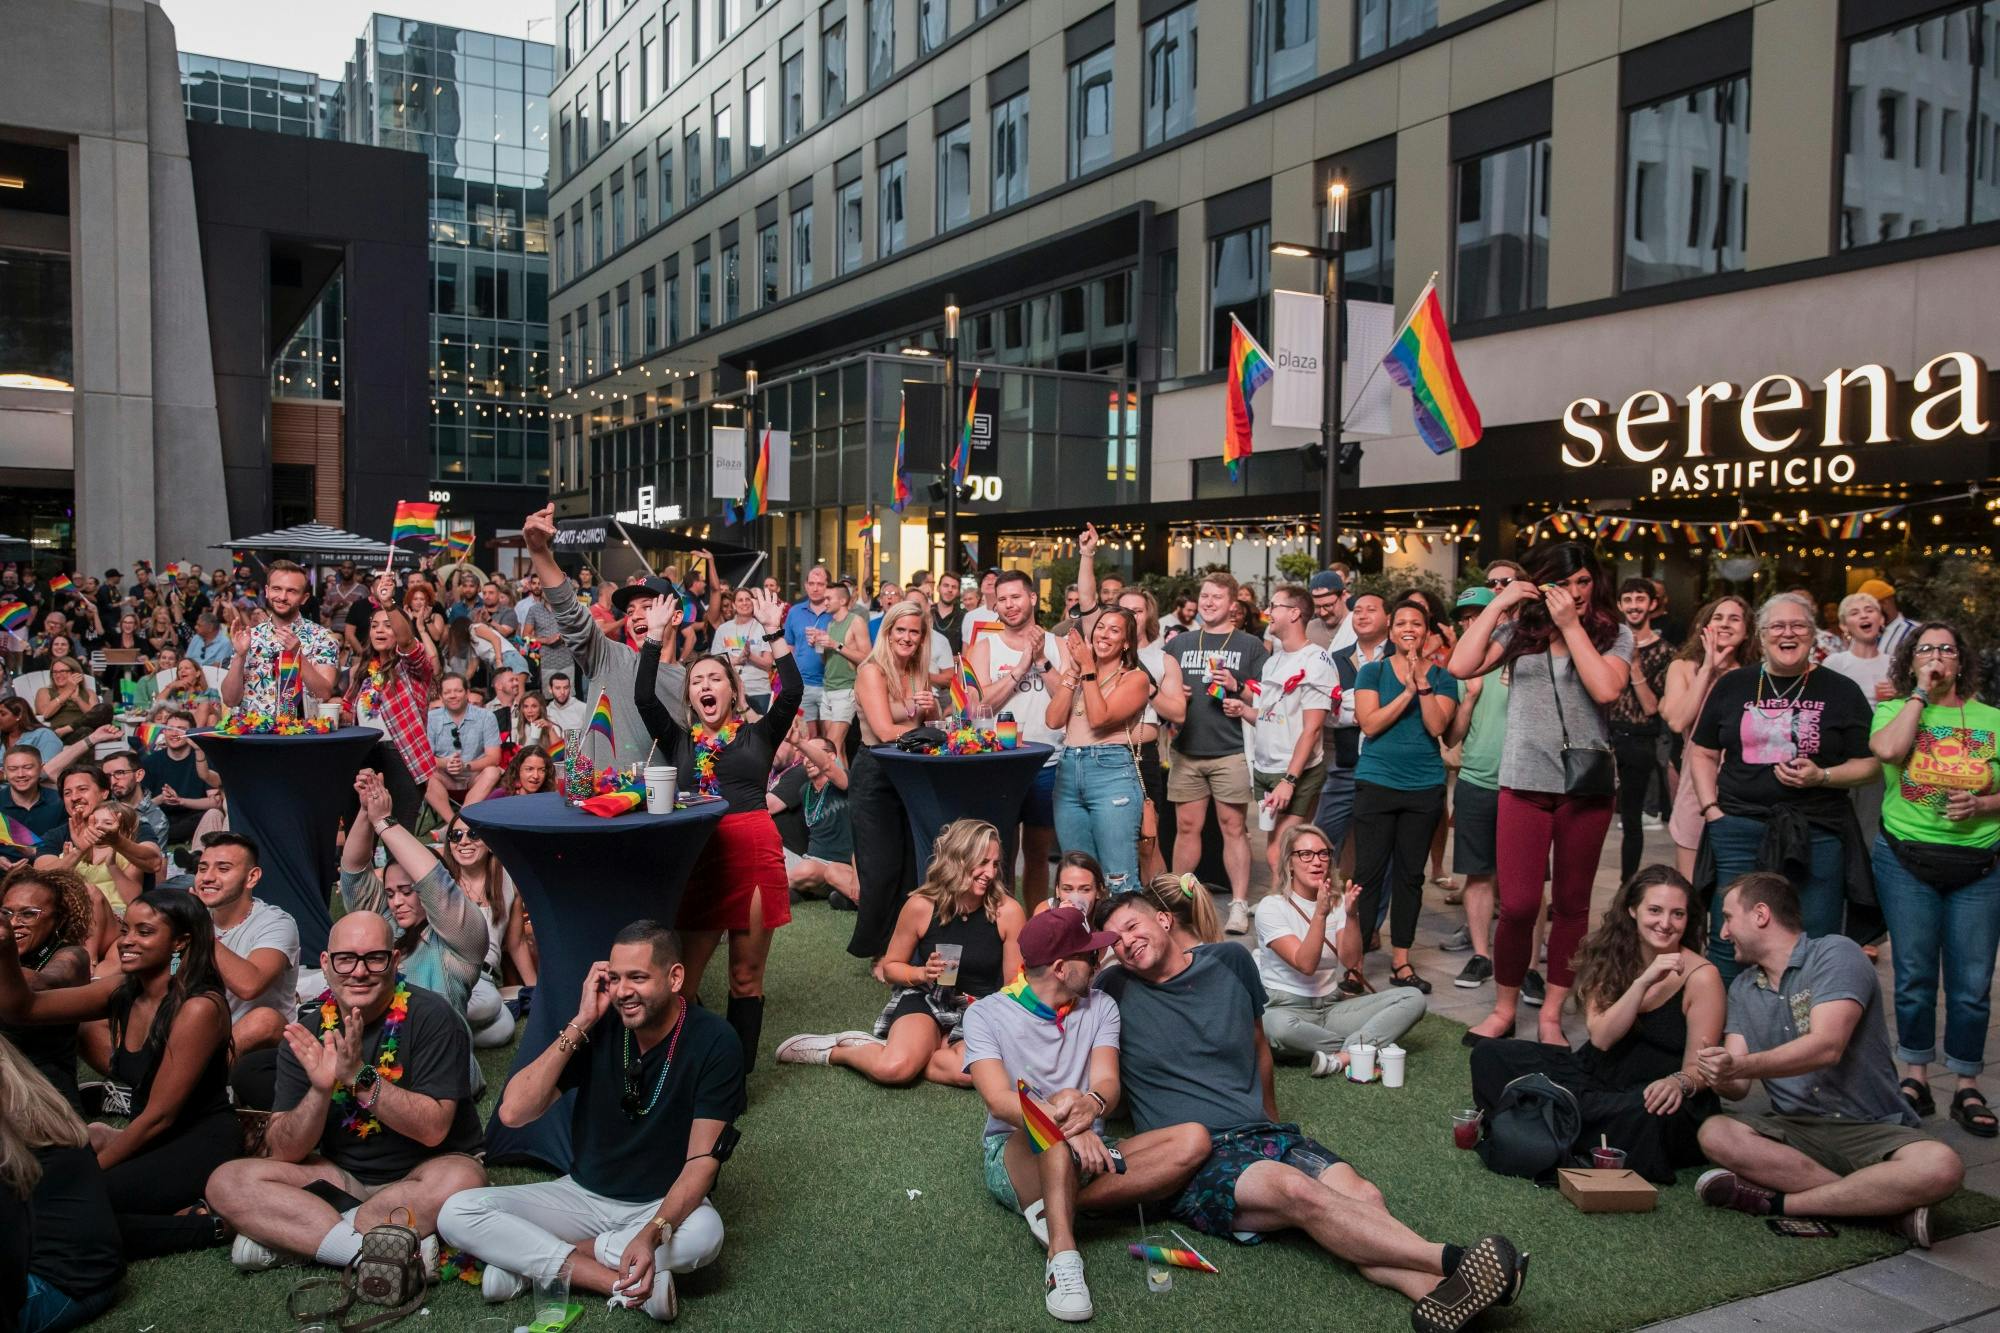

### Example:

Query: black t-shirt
xmin=635 ymin=644 xmax=803 ymax=814
xmin=1693 ymin=664 xmax=1871 ymax=819
xmin=274 ymin=984 xmax=484 ymax=1185
xmin=28 ymin=1145 xmax=123 ymax=1296
xmin=1163 ymin=628 xmax=1270 ymax=758
xmin=769 ymin=764 xmax=810 ymax=854
xmin=559 ymin=1005 xmax=746 ymax=1203
xmin=141 ymin=749 xmax=204 ymax=799
xmin=1 ymin=1182 xmax=25 ymax=1332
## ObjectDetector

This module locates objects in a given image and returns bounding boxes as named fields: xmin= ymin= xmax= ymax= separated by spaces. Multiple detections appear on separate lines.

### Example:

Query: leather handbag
xmin=1548 ymin=659 xmax=1614 ymax=798
xmin=287 ymin=1208 xmax=429 ymax=1332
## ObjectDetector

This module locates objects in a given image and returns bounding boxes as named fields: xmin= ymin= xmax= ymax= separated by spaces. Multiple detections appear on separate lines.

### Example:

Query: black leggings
xmin=846 ymin=748 xmax=915 ymax=959
xmin=102 ymin=1110 xmax=241 ymax=1258
xmin=1612 ymin=729 xmax=1660 ymax=882
xmin=1352 ymin=780 xmax=1444 ymax=951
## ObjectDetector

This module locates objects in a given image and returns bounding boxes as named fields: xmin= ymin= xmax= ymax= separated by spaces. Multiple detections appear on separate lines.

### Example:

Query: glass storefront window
xmin=1209 ymin=222 xmax=1269 ymax=369
xmin=1624 ymin=75 xmax=1750 ymax=289
xmin=1356 ymin=0 xmax=1437 ymax=60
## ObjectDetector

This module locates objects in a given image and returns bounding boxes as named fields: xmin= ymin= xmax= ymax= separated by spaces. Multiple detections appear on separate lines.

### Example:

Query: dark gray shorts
xmin=1452 ymin=779 xmax=1500 ymax=876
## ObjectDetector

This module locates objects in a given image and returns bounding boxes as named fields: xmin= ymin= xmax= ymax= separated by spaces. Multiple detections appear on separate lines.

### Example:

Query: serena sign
xmin=1558 ymin=352 xmax=1990 ymax=494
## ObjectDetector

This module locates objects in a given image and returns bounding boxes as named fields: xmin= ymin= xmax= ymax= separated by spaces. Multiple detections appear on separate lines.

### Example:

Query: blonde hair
xmin=0 ymin=1036 xmax=89 ymax=1199
xmin=864 ymin=600 xmax=930 ymax=699
xmin=913 ymin=819 xmax=1004 ymax=925
xmin=1136 ymin=872 xmax=1223 ymax=943
xmin=1274 ymin=823 xmax=1336 ymax=901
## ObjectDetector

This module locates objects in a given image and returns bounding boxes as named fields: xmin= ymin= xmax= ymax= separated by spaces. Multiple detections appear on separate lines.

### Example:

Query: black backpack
xmin=1475 ymin=1073 xmax=1582 ymax=1183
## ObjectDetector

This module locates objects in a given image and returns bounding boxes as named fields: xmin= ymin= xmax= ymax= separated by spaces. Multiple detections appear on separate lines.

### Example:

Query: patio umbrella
xmin=213 ymin=522 xmax=419 ymax=568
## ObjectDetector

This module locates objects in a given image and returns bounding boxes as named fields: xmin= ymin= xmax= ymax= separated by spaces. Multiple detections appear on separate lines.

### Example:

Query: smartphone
xmin=1765 ymin=1217 xmax=1838 ymax=1238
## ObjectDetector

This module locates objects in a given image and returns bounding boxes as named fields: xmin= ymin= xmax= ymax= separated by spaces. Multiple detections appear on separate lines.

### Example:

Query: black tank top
xmin=2 ymin=944 xmax=84 ymax=1108
xmin=1585 ymin=992 xmax=1692 ymax=1089
xmin=911 ymin=903 xmax=1006 ymax=1000
xmin=106 ymin=991 xmax=233 ymax=1124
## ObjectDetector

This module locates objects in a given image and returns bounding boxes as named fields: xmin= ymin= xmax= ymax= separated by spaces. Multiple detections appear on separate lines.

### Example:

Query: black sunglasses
xmin=1486 ymin=577 xmax=1516 ymax=589
xmin=447 ymin=828 xmax=481 ymax=844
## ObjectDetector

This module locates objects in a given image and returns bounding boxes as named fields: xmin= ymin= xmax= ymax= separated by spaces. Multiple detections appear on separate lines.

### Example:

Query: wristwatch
xmin=1282 ymin=773 xmax=1301 ymax=786
xmin=650 ymin=1214 xmax=674 ymax=1240
xmin=354 ymin=1065 xmax=380 ymax=1105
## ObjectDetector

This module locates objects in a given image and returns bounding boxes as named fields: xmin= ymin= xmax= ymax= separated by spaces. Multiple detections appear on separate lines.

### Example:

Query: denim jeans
xmin=1053 ymin=744 xmax=1145 ymax=890
xmin=1872 ymin=837 xmax=2000 ymax=1076
xmin=1313 ymin=763 xmax=1358 ymax=854
xmin=1704 ymin=812 xmax=1845 ymax=984
xmin=22 ymin=1275 xmax=117 ymax=1333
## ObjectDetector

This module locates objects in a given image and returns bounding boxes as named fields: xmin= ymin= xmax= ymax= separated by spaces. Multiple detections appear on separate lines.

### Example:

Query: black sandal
xmin=1900 ymin=1077 xmax=1936 ymax=1119
xmin=1336 ymin=967 xmax=1373 ymax=999
xmin=1390 ymin=963 xmax=1433 ymax=995
xmin=1952 ymin=1087 xmax=1998 ymax=1138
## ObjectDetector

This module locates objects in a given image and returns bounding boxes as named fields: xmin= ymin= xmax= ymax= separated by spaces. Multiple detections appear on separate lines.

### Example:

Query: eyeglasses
xmin=1290 ymin=848 xmax=1332 ymax=863
xmin=0 ymin=906 xmax=47 ymax=923
xmin=1485 ymin=577 xmax=1515 ymax=589
xmin=446 ymin=829 xmax=481 ymax=844
xmin=327 ymin=949 xmax=394 ymax=976
xmin=1913 ymin=644 xmax=1960 ymax=657
xmin=1762 ymin=622 xmax=1815 ymax=635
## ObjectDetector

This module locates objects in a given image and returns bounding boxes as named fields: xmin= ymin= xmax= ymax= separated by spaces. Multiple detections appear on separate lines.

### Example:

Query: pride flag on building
xmin=742 ymin=425 xmax=773 ymax=522
xmin=390 ymin=500 xmax=440 ymax=546
xmin=1381 ymin=276 xmax=1483 ymax=456
xmin=1224 ymin=316 xmax=1275 ymax=480
xmin=951 ymin=370 xmax=981 ymax=487
xmin=891 ymin=393 xmax=912 ymax=513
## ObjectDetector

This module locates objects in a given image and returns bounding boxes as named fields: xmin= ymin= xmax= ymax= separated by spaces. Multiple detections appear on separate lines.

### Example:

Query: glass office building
xmin=179 ymin=55 xmax=340 ymax=138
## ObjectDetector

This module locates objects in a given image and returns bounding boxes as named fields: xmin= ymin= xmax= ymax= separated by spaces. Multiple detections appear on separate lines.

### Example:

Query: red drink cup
xmin=1591 ymin=1146 xmax=1626 ymax=1170
xmin=1452 ymin=1110 xmax=1480 ymax=1150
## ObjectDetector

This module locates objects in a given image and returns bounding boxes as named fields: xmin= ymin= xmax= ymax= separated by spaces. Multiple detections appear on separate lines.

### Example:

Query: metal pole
xmin=942 ymin=296 xmax=961 ymax=580
xmin=744 ymin=364 xmax=759 ymax=569
xmin=1319 ymin=188 xmax=1348 ymax=567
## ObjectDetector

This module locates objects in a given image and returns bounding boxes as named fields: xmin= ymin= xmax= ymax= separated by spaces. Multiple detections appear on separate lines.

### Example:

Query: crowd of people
xmin=0 ymin=517 xmax=1993 ymax=1331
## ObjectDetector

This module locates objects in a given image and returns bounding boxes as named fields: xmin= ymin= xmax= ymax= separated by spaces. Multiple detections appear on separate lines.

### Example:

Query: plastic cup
xmin=1592 ymin=1145 xmax=1627 ymax=1170
xmin=1378 ymin=1043 xmax=1406 ymax=1088
xmin=1347 ymin=1043 xmax=1377 ymax=1082
xmin=645 ymin=765 xmax=677 ymax=813
xmin=1258 ymin=802 xmax=1278 ymax=832
xmin=934 ymin=942 xmax=963 ymax=988
xmin=1452 ymin=1109 xmax=1481 ymax=1150
xmin=1139 ymin=1232 xmax=1175 ymax=1294
xmin=533 ymin=1262 xmax=574 ymax=1331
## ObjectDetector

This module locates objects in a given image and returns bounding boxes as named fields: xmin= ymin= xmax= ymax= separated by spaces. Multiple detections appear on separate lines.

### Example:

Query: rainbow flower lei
xmin=217 ymin=712 xmax=335 ymax=737
xmin=689 ymin=720 xmax=740 ymax=798
xmin=902 ymin=726 xmax=1003 ymax=756
xmin=321 ymin=980 xmax=411 ymax=1138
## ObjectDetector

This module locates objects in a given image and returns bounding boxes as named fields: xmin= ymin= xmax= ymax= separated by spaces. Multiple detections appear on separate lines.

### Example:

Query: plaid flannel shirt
xmin=346 ymin=641 xmax=437 ymax=784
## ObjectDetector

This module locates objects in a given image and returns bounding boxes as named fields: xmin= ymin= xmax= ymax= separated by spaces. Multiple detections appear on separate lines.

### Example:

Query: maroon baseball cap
xmin=1019 ymin=906 xmax=1119 ymax=969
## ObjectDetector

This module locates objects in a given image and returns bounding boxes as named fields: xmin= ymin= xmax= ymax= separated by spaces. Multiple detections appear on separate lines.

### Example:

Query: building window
xmin=1250 ymin=0 xmax=1314 ymax=101
xmin=576 ymin=90 xmax=592 ymax=159
xmin=559 ymin=315 xmax=574 ymax=387
xmin=559 ymin=110 xmax=574 ymax=178
xmin=667 ymin=271 xmax=683 ymax=342
xmin=1143 ymin=4 xmax=1197 ymax=147
xmin=992 ymin=90 xmax=1030 ymax=208
xmin=878 ymin=154 xmax=908 ymax=256
xmin=610 ymin=180 xmax=626 ymax=251
xmin=823 ymin=12 xmax=848 ymax=115
xmin=1841 ymin=3 xmax=1994 ymax=249
xmin=616 ymin=49 xmax=633 ymax=128
xmin=1068 ymin=45 xmax=1115 ymax=178
xmin=597 ymin=298 xmax=612 ymax=372
xmin=635 ymin=163 xmax=650 ymax=232
xmin=936 ymin=120 xmax=972 ymax=230
xmin=715 ymin=101 xmax=733 ymax=185
xmin=747 ymin=79 xmax=768 ymax=164
xmin=1157 ymin=249 xmax=1179 ymax=379
xmin=590 ymin=197 xmax=605 ymax=265
xmin=782 ymin=48 xmax=805 ymax=140
xmin=1454 ymin=135 xmax=1551 ymax=321
xmin=658 ymin=144 xmax=675 ymax=221
xmin=570 ymin=203 xmax=586 ymax=275
xmin=1344 ymin=181 xmax=1396 ymax=305
xmin=918 ymin=0 xmax=947 ymax=54
xmin=836 ymin=178 xmax=864 ymax=272
xmin=718 ymin=0 xmax=742 ymax=42
xmin=640 ymin=32 xmax=656 ymax=106
xmin=791 ymin=203 xmax=814 ymax=290
xmin=666 ymin=13 xmax=682 ymax=89
xmin=565 ymin=3 xmax=584 ymax=67
xmin=643 ymin=279 xmax=659 ymax=350
xmin=615 ymin=289 xmax=630 ymax=364
xmin=1356 ymin=0 xmax=1436 ymax=60
xmin=696 ymin=257 xmax=714 ymax=331
xmin=597 ymin=69 xmax=612 ymax=146
xmin=686 ymin=121 xmax=704 ymax=202
xmin=722 ymin=243 xmax=741 ymax=321
xmin=759 ymin=222 xmax=780 ymax=305
xmin=553 ymin=217 xmax=567 ymax=285
xmin=867 ymin=0 xmax=894 ymax=89
xmin=1623 ymin=75 xmax=1750 ymax=289
xmin=1209 ymin=221 xmax=1269 ymax=369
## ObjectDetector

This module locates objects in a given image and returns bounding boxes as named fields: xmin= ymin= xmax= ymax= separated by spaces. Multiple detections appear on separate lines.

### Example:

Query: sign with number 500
xmin=966 ymin=475 xmax=1004 ymax=502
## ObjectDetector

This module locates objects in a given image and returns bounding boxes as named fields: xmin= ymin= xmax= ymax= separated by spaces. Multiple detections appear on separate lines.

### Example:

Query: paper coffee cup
xmin=1347 ymin=1043 xmax=1377 ymax=1082
xmin=1379 ymin=1043 xmax=1406 ymax=1088
xmin=1258 ymin=803 xmax=1277 ymax=832
xmin=645 ymin=766 xmax=677 ymax=813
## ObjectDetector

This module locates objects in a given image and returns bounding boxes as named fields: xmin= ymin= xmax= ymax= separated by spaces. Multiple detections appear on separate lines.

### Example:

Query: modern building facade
xmin=545 ymin=0 xmax=2000 ymax=602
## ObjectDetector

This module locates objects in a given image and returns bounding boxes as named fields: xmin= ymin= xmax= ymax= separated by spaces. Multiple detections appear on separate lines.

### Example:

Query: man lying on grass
xmin=962 ymin=905 xmax=1210 ymax=1322
xmin=1094 ymin=892 xmax=1529 ymax=1333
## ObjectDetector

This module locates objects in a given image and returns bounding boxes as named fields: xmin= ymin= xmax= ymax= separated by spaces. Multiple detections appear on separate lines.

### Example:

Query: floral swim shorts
xmin=1169 ymin=1122 xmax=1343 ymax=1239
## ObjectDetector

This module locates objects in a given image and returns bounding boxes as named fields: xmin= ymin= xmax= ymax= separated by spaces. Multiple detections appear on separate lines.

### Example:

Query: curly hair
xmin=500 ymin=744 xmax=554 ymax=795
xmin=1888 ymin=620 xmax=1984 ymax=699
xmin=912 ymin=819 xmax=1005 ymax=925
xmin=0 ymin=863 xmax=94 ymax=948
xmin=1570 ymin=866 xmax=1703 ymax=1015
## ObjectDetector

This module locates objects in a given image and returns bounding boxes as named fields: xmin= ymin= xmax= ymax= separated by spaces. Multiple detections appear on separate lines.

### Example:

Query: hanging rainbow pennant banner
xmin=46 ymin=572 xmax=73 ymax=594
xmin=1017 ymin=1081 xmax=1067 ymax=1154
xmin=133 ymin=722 xmax=168 ymax=750
xmin=951 ymin=370 xmax=981 ymax=487
xmin=0 ymin=815 xmax=39 ymax=851
xmin=1708 ymin=525 xmax=1731 ymax=551
xmin=390 ymin=500 xmax=440 ymax=547
xmin=1609 ymin=518 xmax=1635 ymax=543
xmin=440 ymin=529 xmax=474 ymax=562
xmin=1837 ymin=512 xmax=1867 ymax=540
xmin=0 ymin=602 xmax=29 ymax=634
xmin=1381 ymin=275 xmax=1483 ymax=455
xmin=1223 ymin=315 xmax=1275 ymax=481
xmin=891 ymin=392 xmax=912 ymax=513
xmin=742 ymin=425 xmax=772 ymax=522
xmin=586 ymin=691 xmax=616 ymax=756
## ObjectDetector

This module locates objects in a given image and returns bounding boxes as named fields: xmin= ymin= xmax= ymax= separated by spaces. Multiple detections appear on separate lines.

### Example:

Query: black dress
xmin=2 ymin=943 xmax=86 ymax=1111
xmin=1470 ymin=989 xmax=1718 ymax=1184
xmin=874 ymin=904 xmax=1007 ymax=1039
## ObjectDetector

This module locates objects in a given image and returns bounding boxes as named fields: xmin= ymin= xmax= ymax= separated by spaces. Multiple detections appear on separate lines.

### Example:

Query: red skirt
xmin=677 ymin=810 xmax=793 ymax=933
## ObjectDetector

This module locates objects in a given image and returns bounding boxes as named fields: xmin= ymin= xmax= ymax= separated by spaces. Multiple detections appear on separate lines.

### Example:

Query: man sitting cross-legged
xmin=438 ymin=921 xmax=745 ymax=1323
xmin=1695 ymin=871 xmax=1964 ymax=1246
xmin=205 ymin=911 xmax=488 ymax=1274
xmin=1095 ymin=892 xmax=1528 ymax=1333
xmin=962 ymin=905 xmax=1210 ymax=1323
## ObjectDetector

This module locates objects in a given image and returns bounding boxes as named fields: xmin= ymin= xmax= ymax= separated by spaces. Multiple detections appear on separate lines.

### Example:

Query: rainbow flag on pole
xmin=891 ymin=393 xmax=912 ymax=513
xmin=46 ymin=573 xmax=73 ymax=595
xmin=1381 ymin=276 xmax=1483 ymax=455
xmin=440 ymin=529 xmax=474 ymax=562
xmin=0 ymin=602 xmax=28 ymax=634
xmin=951 ymin=370 xmax=981 ymax=487
xmin=742 ymin=425 xmax=772 ymax=522
xmin=586 ymin=691 xmax=616 ymax=755
xmin=134 ymin=722 xmax=168 ymax=750
xmin=1224 ymin=315 xmax=1275 ymax=481
xmin=947 ymin=655 xmax=978 ymax=718
xmin=542 ymin=730 xmax=567 ymax=766
xmin=390 ymin=500 xmax=440 ymax=546
xmin=0 ymin=815 xmax=39 ymax=852
xmin=1017 ymin=1081 xmax=1067 ymax=1154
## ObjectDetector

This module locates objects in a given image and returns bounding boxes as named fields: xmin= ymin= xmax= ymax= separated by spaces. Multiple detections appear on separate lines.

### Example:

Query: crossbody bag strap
xmin=1545 ymin=652 xmax=1578 ymax=749
xmin=287 ymin=1274 xmax=356 ymax=1326
xmin=339 ymin=1273 xmax=428 ymax=1333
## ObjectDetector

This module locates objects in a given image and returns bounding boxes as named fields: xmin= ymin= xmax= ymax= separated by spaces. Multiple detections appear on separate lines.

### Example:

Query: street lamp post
xmin=1272 ymin=181 xmax=1349 ymax=567
xmin=941 ymin=296 xmax=961 ymax=580
xmin=744 ymin=364 xmax=759 ymax=551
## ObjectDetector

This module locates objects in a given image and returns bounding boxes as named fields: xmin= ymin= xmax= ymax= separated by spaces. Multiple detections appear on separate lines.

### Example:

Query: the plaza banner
xmin=1268 ymin=290 xmax=1397 ymax=437
xmin=711 ymin=426 xmax=792 ymax=502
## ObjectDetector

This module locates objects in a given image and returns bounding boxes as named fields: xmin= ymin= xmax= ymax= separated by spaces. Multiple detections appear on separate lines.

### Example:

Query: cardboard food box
xmin=1558 ymin=1168 xmax=1658 ymax=1214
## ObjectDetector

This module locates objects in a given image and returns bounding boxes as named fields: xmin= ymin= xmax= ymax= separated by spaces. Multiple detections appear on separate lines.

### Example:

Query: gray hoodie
xmin=543 ymin=575 xmax=687 ymax=767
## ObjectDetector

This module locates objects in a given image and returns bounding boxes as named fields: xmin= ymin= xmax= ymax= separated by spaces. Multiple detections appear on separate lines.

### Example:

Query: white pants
xmin=437 ymin=1177 xmax=725 ymax=1286
xmin=467 ymin=976 xmax=515 ymax=1048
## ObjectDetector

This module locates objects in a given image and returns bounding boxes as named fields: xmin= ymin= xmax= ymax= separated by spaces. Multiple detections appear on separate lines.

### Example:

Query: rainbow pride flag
xmin=587 ymin=691 xmax=616 ymax=754
xmin=543 ymin=730 xmax=567 ymax=765
xmin=951 ymin=370 xmax=981 ymax=487
xmin=0 ymin=602 xmax=28 ymax=633
xmin=743 ymin=425 xmax=772 ymax=522
xmin=0 ymin=815 xmax=38 ymax=851
xmin=231 ymin=550 xmax=248 ymax=574
xmin=1708 ymin=525 xmax=1731 ymax=551
xmin=276 ymin=647 xmax=301 ymax=708
xmin=947 ymin=655 xmax=977 ymax=717
xmin=1381 ymin=277 xmax=1482 ymax=456
xmin=1837 ymin=512 xmax=1867 ymax=540
xmin=1018 ymin=1081 xmax=1067 ymax=1154
xmin=46 ymin=573 xmax=73 ymax=594
xmin=891 ymin=393 xmax=912 ymax=513
xmin=1224 ymin=316 xmax=1275 ymax=481
xmin=134 ymin=722 xmax=168 ymax=750
xmin=390 ymin=500 xmax=440 ymax=546
xmin=440 ymin=529 xmax=474 ymax=562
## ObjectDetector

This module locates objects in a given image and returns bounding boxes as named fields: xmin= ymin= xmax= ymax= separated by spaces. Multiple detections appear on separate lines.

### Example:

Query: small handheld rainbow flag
xmin=586 ymin=691 xmax=616 ymax=756
xmin=1018 ymin=1081 xmax=1067 ymax=1154
xmin=276 ymin=647 xmax=301 ymax=709
xmin=951 ymin=370 xmax=982 ymax=487
xmin=948 ymin=656 xmax=978 ymax=718
xmin=0 ymin=602 xmax=28 ymax=633
xmin=162 ymin=561 xmax=182 ymax=582
xmin=390 ymin=500 xmax=440 ymax=547
xmin=440 ymin=529 xmax=474 ymax=562
xmin=1205 ymin=678 xmax=1227 ymax=702
xmin=890 ymin=393 xmax=912 ymax=514
xmin=742 ymin=425 xmax=773 ymax=523
xmin=47 ymin=573 xmax=73 ymax=594
xmin=1382 ymin=276 xmax=1483 ymax=455
xmin=543 ymin=730 xmax=567 ymax=766
xmin=1128 ymin=1242 xmax=1218 ymax=1275
xmin=133 ymin=722 xmax=168 ymax=750
xmin=231 ymin=550 xmax=248 ymax=574
xmin=0 ymin=815 xmax=39 ymax=851
xmin=1224 ymin=316 xmax=1275 ymax=480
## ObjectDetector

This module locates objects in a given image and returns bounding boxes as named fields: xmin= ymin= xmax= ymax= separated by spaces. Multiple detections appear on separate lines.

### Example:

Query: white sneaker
xmin=1022 ymin=1199 xmax=1050 ymax=1247
xmin=1225 ymin=900 xmax=1251 ymax=936
xmin=642 ymin=1271 xmax=678 ymax=1322
xmin=1310 ymin=1050 xmax=1347 ymax=1079
xmin=1044 ymin=1250 xmax=1093 ymax=1322
xmin=231 ymin=1234 xmax=280 ymax=1272
xmin=481 ymin=1263 xmax=527 ymax=1303
xmin=775 ymin=1032 xmax=841 ymax=1064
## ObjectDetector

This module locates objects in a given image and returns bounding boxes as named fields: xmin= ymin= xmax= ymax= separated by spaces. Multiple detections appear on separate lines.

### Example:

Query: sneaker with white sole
xmin=1893 ymin=1205 xmax=1932 ymax=1249
xmin=1224 ymin=900 xmax=1250 ymax=936
xmin=1044 ymin=1250 xmax=1093 ymax=1322
xmin=642 ymin=1271 xmax=679 ymax=1322
xmin=1022 ymin=1199 xmax=1050 ymax=1246
xmin=774 ymin=1031 xmax=881 ymax=1065
xmin=231 ymin=1234 xmax=280 ymax=1272
xmin=1310 ymin=1050 xmax=1348 ymax=1079
xmin=482 ymin=1264 xmax=528 ymax=1303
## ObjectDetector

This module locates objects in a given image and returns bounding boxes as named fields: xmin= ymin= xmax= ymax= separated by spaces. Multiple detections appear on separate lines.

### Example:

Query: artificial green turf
xmin=87 ymin=902 xmax=2000 ymax=1332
